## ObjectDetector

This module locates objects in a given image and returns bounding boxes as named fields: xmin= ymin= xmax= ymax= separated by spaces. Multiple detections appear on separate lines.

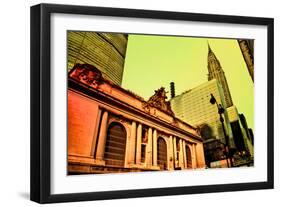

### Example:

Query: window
xmin=157 ymin=137 xmax=168 ymax=170
xmin=104 ymin=122 xmax=127 ymax=167
xmin=186 ymin=145 xmax=192 ymax=168
xmin=141 ymin=144 xmax=146 ymax=163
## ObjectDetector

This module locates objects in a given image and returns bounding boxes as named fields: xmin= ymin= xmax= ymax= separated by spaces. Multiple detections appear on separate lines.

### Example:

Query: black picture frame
xmin=30 ymin=3 xmax=274 ymax=204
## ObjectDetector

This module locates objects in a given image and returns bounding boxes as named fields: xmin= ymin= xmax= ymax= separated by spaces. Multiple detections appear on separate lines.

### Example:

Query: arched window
xmin=186 ymin=145 xmax=192 ymax=168
xmin=104 ymin=122 xmax=127 ymax=167
xmin=157 ymin=137 xmax=168 ymax=170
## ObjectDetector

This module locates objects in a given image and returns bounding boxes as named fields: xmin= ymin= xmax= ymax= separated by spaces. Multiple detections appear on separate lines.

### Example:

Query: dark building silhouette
xmin=170 ymin=82 xmax=175 ymax=98
xmin=240 ymin=113 xmax=254 ymax=145
xmin=248 ymin=128 xmax=254 ymax=145
xmin=230 ymin=120 xmax=246 ymax=151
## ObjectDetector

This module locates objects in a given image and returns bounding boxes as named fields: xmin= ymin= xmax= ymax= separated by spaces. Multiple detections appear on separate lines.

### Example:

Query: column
xmin=128 ymin=121 xmax=136 ymax=164
xmin=183 ymin=140 xmax=187 ymax=169
xmin=173 ymin=137 xmax=177 ymax=168
xmin=192 ymin=144 xmax=197 ymax=169
xmin=169 ymin=135 xmax=174 ymax=170
xmin=95 ymin=111 xmax=108 ymax=160
xmin=90 ymin=109 xmax=102 ymax=156
xmin=145 ymin=127 xmax=153 ymax=166
xmin=152 ymin=129 xmax=158 ymax=166
xmin=179 ymin=139 xmax=184 ymax=169
xmin=136 ymin=123 xmax=142 ymax=165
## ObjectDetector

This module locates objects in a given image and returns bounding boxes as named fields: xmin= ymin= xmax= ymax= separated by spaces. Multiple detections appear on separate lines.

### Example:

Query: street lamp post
xmin=210 ymin=93 xmax=233 ymax=167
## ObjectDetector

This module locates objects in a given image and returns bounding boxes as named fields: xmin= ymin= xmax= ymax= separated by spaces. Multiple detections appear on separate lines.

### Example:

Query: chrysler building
xmin=207 ymin=44 xmax=233 ymax=108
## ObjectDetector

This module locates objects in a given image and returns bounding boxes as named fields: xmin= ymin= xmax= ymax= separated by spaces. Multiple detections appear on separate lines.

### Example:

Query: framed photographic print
xmin=30 ymin=3 xmax=274 ymax=203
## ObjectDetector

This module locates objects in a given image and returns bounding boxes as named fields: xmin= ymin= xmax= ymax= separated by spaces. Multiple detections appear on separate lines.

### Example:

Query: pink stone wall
xmin=68 ymin=90 xmax=99 ymax=157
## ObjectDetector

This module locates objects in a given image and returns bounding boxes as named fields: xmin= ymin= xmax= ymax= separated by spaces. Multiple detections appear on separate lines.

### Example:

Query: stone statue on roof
xmin=147 ymin=87 xmax=175 ymax=116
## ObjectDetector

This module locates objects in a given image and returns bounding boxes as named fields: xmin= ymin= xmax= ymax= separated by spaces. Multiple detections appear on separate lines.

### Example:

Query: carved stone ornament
xmin=69 ymin=63 xmax=103 ymax=88
xmin=171 ymin=117 xmax=179 ymax=127
xmin=142 ymin=102 xmax=151 ymax=114
xmin=146 ymin=87 xmax=175 ymax=116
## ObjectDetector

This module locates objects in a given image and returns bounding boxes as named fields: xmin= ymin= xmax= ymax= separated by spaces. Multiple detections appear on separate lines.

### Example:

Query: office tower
xmin=68 ymin=31 xmax=128 ymax=85
xmin=207 ymin=44 xmax=233 ymax=107
xmin=170 ymin=79 xmax=234 ymax=147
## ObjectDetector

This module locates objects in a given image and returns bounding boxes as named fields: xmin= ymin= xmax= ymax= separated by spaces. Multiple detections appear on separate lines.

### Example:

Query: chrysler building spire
xmin=207 ymin=43 xmax=233 ymax=107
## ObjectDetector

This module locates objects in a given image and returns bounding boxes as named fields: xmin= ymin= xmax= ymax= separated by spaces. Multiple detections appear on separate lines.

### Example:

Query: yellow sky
xmin=122 ymin=34 xmax=254 ymax=129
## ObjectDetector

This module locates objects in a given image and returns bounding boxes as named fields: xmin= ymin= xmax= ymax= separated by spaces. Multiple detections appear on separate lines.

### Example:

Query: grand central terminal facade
xmin=67 ymin=64 xmax=206 ymax=174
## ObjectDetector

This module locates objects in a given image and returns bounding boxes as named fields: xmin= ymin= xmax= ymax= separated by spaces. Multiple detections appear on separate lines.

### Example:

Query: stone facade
xmin=68 ymin=64 xmax=206 ymax=174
